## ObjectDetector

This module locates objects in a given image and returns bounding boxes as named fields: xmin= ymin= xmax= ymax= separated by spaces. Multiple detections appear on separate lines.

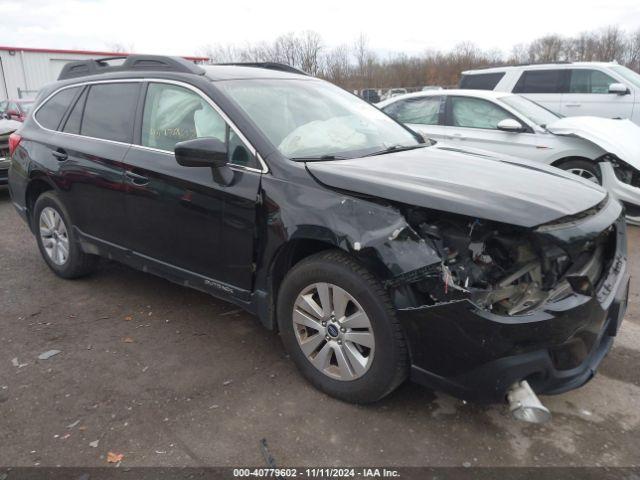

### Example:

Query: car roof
xmin=203 ymin=65 xmax=309 ymax=81
xmin=377 ymin=89 xmax=512 ymax=106
xmin=462 ymin=61 xmax=619 ymax=75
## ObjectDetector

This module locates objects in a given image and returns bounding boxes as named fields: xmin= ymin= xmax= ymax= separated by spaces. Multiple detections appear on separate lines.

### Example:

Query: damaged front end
xmin=396 ymin=198 xmax=610 ymax=316
xmin=390 ymin=196 xmax=628 ymax=403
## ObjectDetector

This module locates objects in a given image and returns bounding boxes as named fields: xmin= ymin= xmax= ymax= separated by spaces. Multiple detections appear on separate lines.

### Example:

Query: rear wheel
xmin=34 ymin=192 xmax=98 ymax=278
xmin=558 ymin=159 xmax=601 ymax=184
xmin=277 ymin=250 xmax=408 ymax=403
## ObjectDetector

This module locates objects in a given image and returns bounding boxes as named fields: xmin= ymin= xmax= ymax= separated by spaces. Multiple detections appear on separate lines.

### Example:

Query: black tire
xmin=558 ymin=159 xmax=602 ymax=184
xmin=33 ymin=191 xmax=99 ymax=278
xmin=277 ymin=250 xmax=408 ymax=403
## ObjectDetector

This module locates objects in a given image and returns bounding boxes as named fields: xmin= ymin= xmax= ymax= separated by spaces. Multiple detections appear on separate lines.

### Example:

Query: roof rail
xmin=214 ymin=62 xmax=308 ymax=76
xmin=58 ymin=55 xmax=206 ymax=80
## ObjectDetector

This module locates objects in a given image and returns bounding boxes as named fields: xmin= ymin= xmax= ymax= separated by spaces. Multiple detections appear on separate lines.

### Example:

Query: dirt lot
xmin=1 ymin=187 xmax=639 ymax=468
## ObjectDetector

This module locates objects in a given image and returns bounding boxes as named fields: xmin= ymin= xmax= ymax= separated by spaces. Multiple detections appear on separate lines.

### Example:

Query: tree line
xmin=200 ymin=26 xmax=640 ymax=91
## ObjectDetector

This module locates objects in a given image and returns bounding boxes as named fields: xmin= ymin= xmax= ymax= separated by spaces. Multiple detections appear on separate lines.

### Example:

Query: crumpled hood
xmin=547 ymin=116 xmax=640 ymax=168
xmin=306 ymin=145 xmax=606 ymax=228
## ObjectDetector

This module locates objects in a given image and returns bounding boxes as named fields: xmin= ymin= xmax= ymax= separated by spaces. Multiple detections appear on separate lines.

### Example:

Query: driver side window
xmin=449 ymin=97 xmax=515 ymax=130
xmin=141 ymin=83 xmax=258 ymax=169
xmin=383 ymin=97 xmax=442 ymax=125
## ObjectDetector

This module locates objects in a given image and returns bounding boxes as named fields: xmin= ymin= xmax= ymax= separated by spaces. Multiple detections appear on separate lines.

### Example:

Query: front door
xmin=122 ymin=81 xmax=262 ymax=294
xmin=444 ymin=96 xmax=545 ymax=160
xmin=561 ymin=68 xmax=635 ymax=120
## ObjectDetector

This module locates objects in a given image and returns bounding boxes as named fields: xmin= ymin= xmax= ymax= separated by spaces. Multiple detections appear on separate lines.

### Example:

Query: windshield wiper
xmin=291 ymin=154 xmax=349 ymax=161
xmin=363 ymin=144 xmax=427 ymax=157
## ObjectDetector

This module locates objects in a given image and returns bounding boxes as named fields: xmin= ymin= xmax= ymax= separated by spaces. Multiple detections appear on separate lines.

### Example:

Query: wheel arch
xmin=262 ymin=236 xmax=400 ymax=332
xmin=550 ymin=155 xmax=596 ymax=169
xmin=25 ymin=173 xmax=56 ymax=232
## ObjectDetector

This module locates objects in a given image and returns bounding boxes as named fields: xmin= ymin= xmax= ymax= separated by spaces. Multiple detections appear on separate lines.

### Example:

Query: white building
xmin=0 ymin=46 xmax=208 ymax=101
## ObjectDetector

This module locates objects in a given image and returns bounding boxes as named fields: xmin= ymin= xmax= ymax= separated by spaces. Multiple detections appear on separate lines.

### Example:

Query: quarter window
xmin=81 ymin=83 xmax=139 ymax=143
xmin=569 ymin=69 xmax=618 ymax=94
xmin=383 ymin=97 xmax=442 ymax=125
xmin=513 ymin=70 xmax=565 ymax=94
xmin=35 ymin=87 xmax=80 ymax=130
xmin=62 ymin=87 xmax=87 ymax=134
xmin=450 ymin=97 xmax=516 ymax=130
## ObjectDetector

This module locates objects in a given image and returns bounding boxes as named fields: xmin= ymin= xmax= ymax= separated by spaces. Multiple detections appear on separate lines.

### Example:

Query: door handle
xmin=565 ymin=103 xmax=582 ymax=107
xmin=52 ymin=149 xmax=68 ymax=161
xmin=449 ymin=133 xmax=466 ymax=140
xmin=125 ymin=171 xmax=150 ymax=186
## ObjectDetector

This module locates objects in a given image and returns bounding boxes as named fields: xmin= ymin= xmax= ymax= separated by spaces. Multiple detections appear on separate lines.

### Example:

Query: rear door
xmin=49 ymin=82 xmax=139 ymax=243
xmin=121 ymin=81 xmax=262 ymax=295
xmin=512 ymin=69 xmax=566 ymax=115
xmin=444 ymin=95 xmax=545 ymax=160
xmin=561 ymin=68 xmax=635 ymax=119
xmin=381 ymin=96 xmax=448 ymax=142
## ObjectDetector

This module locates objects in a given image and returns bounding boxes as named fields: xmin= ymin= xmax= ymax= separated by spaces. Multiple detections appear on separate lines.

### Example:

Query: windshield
xmin=611 ymin=66 xmax=640 ymax=89
xmin=500 ymin=95 xmax=560 ymax=127
xmin=217 ymin=79 xmax=419 ymax=159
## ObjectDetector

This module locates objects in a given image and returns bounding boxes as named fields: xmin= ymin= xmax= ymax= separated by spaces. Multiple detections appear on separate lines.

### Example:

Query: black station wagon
xmin=8 ymin=56 xmax=629 ymax=419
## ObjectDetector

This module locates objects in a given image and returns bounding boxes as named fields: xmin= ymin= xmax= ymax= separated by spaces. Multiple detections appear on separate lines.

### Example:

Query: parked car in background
xmin=421 ymin=85 xmax=443 ymax=91
xmin=360 ymin=88 xmax=380 ymax=103
xmin=459 ymin=62 xmax=640 ymax=125
xmin=0 ymin=119 xmax=22 ymax=184
xmin=380 ymin=88 xmax=408 ymax=101
xmin=8 ymin=56 xmax=628 ymax=416
xmin=0 ymin=99 xmax=35 ymax=122
xmin=378 ymin=89 xmax=640 ymax=223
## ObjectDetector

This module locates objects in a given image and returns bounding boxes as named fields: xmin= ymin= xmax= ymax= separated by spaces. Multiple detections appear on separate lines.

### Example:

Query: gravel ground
xmin=1 ymin=187 xmax=639 ymax=468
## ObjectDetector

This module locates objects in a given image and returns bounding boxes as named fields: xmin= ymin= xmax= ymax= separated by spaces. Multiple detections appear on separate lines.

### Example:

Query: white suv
xmin=459 ymin=62 xmax=640 ymax=125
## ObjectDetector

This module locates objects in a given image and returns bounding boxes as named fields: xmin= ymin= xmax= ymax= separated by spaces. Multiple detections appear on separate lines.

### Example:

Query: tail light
xmin=8 ymin=133 xmax=22 ymax=157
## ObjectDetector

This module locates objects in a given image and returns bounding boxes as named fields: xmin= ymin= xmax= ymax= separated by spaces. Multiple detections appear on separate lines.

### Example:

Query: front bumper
xmin=601 ymin=161 xmax=640 ymax=224
xmin=397 ymin=209 xmax=629 ymax=403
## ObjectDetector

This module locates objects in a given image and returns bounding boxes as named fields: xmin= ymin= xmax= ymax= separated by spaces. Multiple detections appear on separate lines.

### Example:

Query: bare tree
xmin=299 ymin=31 xmax=323 ymax=75
xmin=527 ymin=35 xmax=567 ymax=63
xmin=106 ymin=42 xmax=134 ymax=54
xmin=198 ymin=25 xmax=640 ymax=92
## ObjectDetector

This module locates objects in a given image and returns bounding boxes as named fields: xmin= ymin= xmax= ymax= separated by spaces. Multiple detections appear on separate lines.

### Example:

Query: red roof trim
xmin=0 ymin=46 xmax=208 ymax=62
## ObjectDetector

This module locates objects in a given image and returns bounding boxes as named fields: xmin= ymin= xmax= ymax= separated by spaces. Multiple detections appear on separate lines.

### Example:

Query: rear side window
xmin=569 ymin=69 xmax=618 ymax=94
xmin=81 ymin=83 xmax=139 ymax=143
xmin=35 ymin=87 xmax=80 ymax=130
xmin=459 ymin=73 xmax=505 ymax=90
xmin=382 ymin=96 xmax=442 ymax=125
xmin=513 ymin=70 xmax=565 ymax=94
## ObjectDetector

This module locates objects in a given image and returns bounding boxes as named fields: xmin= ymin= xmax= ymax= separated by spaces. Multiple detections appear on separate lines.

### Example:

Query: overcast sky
xmin=1 ymin=0 xmax=639 ymax=57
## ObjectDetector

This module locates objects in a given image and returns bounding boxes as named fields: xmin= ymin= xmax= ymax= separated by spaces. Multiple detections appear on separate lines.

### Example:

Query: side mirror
xmin=175 ymin=137 xmax=227 ymax=168
xmin=497 ymin=118 xmax=526 ymax=133
xmin=609 ymin=83 xmax=630 ymax=95
xmin=175 ymin=137 xmax=233 ymax=186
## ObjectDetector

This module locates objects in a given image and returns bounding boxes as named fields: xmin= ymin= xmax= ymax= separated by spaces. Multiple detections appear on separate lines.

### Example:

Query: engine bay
xmin=401 ymin=207 xmax=611 ymax=315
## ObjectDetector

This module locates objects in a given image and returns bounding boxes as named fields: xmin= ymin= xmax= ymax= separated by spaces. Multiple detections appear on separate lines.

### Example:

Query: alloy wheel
xmin=567 ymin=168 xmax=599 ymax=183
xmin=292 ymin=282 xmax=375 ymax=381
xmin=39 ymin=207 xmax=70 ymax=266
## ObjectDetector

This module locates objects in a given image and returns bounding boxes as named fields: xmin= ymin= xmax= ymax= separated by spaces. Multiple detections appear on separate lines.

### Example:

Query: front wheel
xmin=558 ymin=159 xmax=601 ymax=184
xmin=277 ymin=250 xmax=408 ymax=403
